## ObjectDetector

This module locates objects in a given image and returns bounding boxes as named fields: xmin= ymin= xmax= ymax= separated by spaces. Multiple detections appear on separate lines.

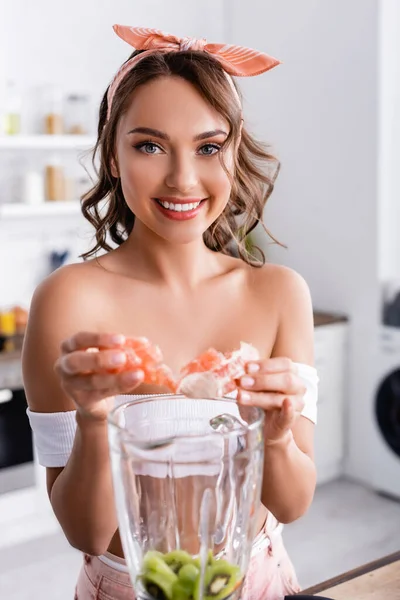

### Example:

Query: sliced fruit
xmin=164 ymin=549 xmax=193 ymax=573
xmin=171 ymin=579 xmax=193 ymax=600
xmin=194 ymin=560 xmax=242 ymax=600
xmin=125 ymin=337 xmax=163 ymax=364
xmin=151 ymin=364 xmax=177 ymax=392
xmin=142 ymin=569 xmax=177 ymax=600
xmin=178 ymin=563 xmax=199 ymax=586
xmin=143 ymin=551 xmax=178 ymax=579
xmin=180 ymin=348 xmax=225 ymax=377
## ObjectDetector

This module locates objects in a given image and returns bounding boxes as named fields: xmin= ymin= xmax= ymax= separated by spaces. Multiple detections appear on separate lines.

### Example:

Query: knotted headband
xmin=107 ymin=25 xmax=281 ymax=120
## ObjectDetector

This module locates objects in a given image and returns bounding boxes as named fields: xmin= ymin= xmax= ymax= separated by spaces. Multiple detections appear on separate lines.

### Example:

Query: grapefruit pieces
xmin=107 ymin=337 xmax=259 ymax=398
xmin=177 ymin=342 xmax=259 ymax=398
xmin=108 ymin=337 xmax=177 ymax=392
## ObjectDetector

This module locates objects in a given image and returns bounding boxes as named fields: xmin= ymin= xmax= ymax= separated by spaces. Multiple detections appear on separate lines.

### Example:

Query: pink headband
xmin=107 ymin=25 xmax=281 ymax=120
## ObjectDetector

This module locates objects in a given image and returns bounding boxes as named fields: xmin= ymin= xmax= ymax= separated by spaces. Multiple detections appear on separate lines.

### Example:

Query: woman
xmin=23 ymin=26 xmax=318 ymax=600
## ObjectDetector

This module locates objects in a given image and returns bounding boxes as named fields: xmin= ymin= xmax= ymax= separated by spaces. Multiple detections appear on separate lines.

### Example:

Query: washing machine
xmin=368 ymin=326 xmax=400 ymax=498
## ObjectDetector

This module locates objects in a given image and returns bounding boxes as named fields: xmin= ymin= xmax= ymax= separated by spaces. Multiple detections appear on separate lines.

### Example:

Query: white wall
xmin=0 ymin=0 xmax=226 ymax=307
xmin=227 ymin=0 xmax=386 ymax=483
xmin=229 ymin=0 xmax=379 ymax=318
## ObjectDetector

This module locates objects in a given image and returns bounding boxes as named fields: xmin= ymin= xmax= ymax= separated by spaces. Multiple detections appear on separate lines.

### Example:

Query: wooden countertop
xmin=313 ymin=311 xmax=348 ymax=327
xmin=300 ymin=550 xmax=400 ymax=599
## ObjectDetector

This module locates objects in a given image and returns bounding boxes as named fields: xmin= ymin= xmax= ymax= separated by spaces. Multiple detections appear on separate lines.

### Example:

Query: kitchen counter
xmin=300 ymin=550 xmax=400 ymax=598
xmin=0 ymin=350 xmax=21 ymax=362
xmin=313 ymin=311 xmax=348 ymax=327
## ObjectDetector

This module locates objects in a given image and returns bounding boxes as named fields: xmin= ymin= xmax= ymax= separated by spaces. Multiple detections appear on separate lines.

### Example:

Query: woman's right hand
xmin=54 ymin=331 xmax=144 ymax=422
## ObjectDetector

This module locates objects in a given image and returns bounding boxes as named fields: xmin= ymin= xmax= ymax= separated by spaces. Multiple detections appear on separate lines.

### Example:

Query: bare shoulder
xmin=30 ymin=261 xmax=108 ymax=313
xmin=22 ymin=262 xmax=109 ymax=413
xmin=247 ymin=263 xmax=314 ymax=364
xmin=247 ymin=262 xmax=310 ymax=298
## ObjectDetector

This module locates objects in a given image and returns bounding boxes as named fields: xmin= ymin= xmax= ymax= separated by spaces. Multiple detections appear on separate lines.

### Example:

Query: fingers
xmin=239 ymin=371 xmax=306 ymax=396
xmin=55 ymin=332 xmax=146 ymax=419
xmin=277 ymin=397 xmax=296 ymax=429
xmin=55 ymin=347 xmax=145 ymax=394
xmin=237 ymin=390 xmax=305 ymax=414
xmin=61 ymin=332 xmax=126 ymax=355
xmin=265 ymin=398 xmax=297 ymax=443
xmin=245 ymin=357 xmax=298 ymax=375
xmin=59 ymin=369 xmax=145 ymax=400
xmin=57 ymin=348 xmax=142 ymax=376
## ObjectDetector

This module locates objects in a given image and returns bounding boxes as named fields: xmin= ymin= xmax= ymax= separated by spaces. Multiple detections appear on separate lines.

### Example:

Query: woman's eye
xmin=135 ymin=142 xmax=162 ymax=155
xmin=198 ymin=144 xmax=221 ymax=156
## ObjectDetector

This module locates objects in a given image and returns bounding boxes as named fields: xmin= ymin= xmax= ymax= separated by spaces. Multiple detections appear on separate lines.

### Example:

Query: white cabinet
xmin=313 ymin=319 xmax=349 ymax=485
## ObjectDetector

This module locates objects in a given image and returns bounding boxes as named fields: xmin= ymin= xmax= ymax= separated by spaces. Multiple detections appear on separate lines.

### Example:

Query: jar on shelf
xmin=45 ymin=156 xmax=65 ymax=201
xmin=3 ymin=81 xmax=22 ymax=135
xmin=0 ymin=309 xmax=16 ymax=353
xmin=42 ymin=85 xmax=64 ymax=135
xmin=65 ymin=94 xmax=90 ymax=135
xmin=22 ymin=160 xmax=45 ymax=205
xmin=12 ymin=305 xmax=28 ymax=337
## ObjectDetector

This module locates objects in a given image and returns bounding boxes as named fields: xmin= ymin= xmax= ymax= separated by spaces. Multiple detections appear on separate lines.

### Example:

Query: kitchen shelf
xmin=0 ymin=201 xmax=81 ymax=218
xmin=0 ymin=135 xmax=96 ymax=150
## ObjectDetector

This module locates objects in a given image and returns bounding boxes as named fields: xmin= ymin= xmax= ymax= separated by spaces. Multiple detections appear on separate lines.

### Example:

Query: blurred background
xmin=1 ymin=0 xmax=400 ymax=598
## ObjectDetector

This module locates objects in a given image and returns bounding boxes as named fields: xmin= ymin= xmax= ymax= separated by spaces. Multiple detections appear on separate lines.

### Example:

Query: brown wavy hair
xmin=80 ymin=49 xmax=282 ymax=265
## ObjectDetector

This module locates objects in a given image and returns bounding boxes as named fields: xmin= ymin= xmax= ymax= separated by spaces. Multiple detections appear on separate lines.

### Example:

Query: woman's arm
xmin=262 ymin=268 xmax=316 ymax=522
xmin=22 ymin=267 xmax=141 ymax=555
xmin=238 ymin=267 xmax=317 ymax=523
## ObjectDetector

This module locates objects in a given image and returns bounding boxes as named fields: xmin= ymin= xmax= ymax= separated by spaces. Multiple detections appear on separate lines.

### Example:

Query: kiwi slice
xmin=141 ymin=551 xmax=178 ymax=600
xmin=169 ymin=562 xmax=200 ymax=600
xmin=194 ymin=560 xmax=242 ymax=600
xmin=164 ymin=550 xmax=193 ymax=574
xmin=178 ymin=563 xmax=199 ymax=586
xmin=171 ymin=580 xmax=193 ymax=600
xmin=143 ymin=551 xmax=178 ymax=578
xmin=143 ymin=569 xmax=177 ymax=600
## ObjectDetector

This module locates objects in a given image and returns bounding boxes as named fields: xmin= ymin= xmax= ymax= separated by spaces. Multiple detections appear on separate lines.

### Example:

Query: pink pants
xmin=75 ymin=532 xmax=300 ymax=600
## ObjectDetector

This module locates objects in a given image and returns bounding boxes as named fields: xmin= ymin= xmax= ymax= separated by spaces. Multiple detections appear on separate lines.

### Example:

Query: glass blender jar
xmin=108 ymin=394 xmax=265 ymax=600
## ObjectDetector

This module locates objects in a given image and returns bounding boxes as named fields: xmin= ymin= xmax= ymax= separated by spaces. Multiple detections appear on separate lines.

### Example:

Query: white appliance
xmin=367 ymin=327 xmax=400 ymax=498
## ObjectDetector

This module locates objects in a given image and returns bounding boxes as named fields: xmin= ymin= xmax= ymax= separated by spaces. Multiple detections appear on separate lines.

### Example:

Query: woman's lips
xmin=153 ymin=198 xmax=206 ymax=221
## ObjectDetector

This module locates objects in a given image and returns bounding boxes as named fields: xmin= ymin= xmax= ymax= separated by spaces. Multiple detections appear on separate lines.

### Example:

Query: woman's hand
xmin=237 ymin=357 xmax=306 ymax=443
xmin=54 ymin=331 xmax=144 ymax=422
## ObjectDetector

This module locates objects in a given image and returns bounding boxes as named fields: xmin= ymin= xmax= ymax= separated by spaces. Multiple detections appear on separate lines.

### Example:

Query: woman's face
xmin=114 ymin=75 xmax=235 ymax=245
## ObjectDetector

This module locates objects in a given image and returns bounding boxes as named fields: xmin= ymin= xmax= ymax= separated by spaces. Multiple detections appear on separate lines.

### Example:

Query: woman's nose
xmin=164 ymin=153 xmax=198 ymax=194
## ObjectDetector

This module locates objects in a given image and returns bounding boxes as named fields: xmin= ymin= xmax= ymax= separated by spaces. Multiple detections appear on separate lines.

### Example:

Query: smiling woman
xmin=127 ymin=122 xmax=228 ymax=221
xmin=112 ymin=76 xmax=234 ymax=238
xmin=81 ymin=44 xmax=281 ymax=263
xmin=22 ymin=24 xmax=318 ymax=600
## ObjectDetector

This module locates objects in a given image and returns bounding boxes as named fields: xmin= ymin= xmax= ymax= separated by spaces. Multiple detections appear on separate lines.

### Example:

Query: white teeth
xmin=159 ymin=200 xmax=201 ymax=212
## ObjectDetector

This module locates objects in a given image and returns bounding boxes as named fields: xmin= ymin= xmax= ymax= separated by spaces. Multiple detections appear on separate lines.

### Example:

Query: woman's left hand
xmin=237 ymin=357 xmax=307 ymax=444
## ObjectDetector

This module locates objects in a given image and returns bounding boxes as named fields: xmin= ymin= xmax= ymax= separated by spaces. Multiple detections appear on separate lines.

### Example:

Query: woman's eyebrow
xmin=193 ymin=129 xmax=228 ymax=141
xmin=126 ymin=127 xmax=228 ymax=141
xmin=127 ymin=127 xmax=169 ymax=140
